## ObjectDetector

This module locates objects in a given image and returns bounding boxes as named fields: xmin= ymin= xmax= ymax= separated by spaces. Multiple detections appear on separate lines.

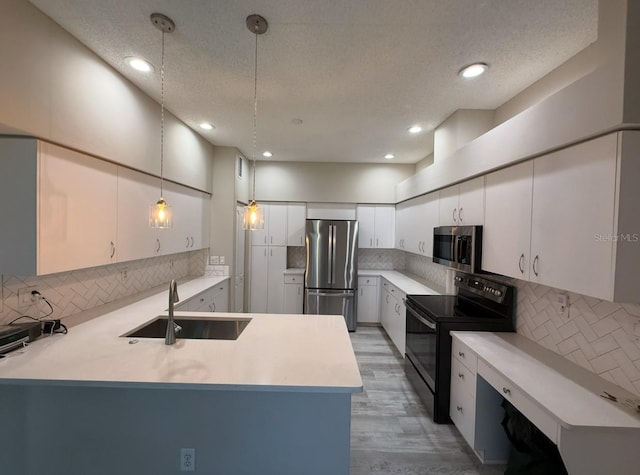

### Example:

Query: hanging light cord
xmin=160 ymin=29 xmax=166 ymax=198
xmin=251 ymin=27 xmax=258 ymax=203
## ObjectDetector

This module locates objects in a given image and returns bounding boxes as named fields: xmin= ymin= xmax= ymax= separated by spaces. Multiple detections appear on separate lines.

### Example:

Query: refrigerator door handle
xmin=307 ymin=291 xmax=355 ymax=298
xmin=327 ymin=224 xmax=333 ymax=284
xmin=331 ymin=224 xmax=337 ymax=285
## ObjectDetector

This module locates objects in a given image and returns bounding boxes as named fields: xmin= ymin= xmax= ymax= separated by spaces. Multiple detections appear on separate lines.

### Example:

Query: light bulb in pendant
xmin=150 ymin=197 xmax=173 ymax=228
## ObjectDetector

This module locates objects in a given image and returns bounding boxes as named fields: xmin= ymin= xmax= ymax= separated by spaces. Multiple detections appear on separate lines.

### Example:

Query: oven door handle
xmin=404 ymin=300 xmax=437 ymax=330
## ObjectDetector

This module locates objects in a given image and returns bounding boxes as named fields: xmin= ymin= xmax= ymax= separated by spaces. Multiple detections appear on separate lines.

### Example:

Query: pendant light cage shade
xmin=149 ymin=13 xmax=175 ymax=229
xmin=150 ymin=198 xmax=173 ymax=229
xmin=242 ymin=200 xmax=265 ymax=231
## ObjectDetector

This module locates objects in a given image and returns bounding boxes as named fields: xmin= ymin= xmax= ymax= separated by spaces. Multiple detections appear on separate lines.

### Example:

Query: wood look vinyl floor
xmin=349 ymin=326 xmax=505 ymax=475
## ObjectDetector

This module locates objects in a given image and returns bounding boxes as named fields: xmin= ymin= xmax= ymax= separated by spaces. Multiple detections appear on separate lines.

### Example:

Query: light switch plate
xmin=219 ymin=256 xmax=225 ymax=264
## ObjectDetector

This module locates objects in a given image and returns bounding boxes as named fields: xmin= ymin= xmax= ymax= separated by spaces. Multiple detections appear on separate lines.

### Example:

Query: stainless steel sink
xmin=122 ymin=316 xmax=251 ymax=340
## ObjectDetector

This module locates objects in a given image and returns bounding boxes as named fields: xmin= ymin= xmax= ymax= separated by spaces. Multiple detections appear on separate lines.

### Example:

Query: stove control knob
xmin=495 ymin=290 xmax=502 ymax=297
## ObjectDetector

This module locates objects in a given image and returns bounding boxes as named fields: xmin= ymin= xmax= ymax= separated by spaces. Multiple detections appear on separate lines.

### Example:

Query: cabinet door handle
xmin=502 ymin=387 xmax=511 ymax=395
xmin=186 ymin=237 xmax=190 ymax=248
xmin=452 ymin=208 xmax=457 ymax=223
xmin=458 ymin=207 xmax=463 ymax=223
xmin=190 ymin=236 xmax=194 ymax=248
xmin=458 ymin=351 xmax=464 ymax=358
xmin=533 ymin=255 xmax=539 ymax=276
xmin=270 ymin=249 xmax=273 ymax=257
xmin=110 ymin=241 xmax=115 ymax=259
xmin=156 ymin=238 xmax=161 ymax=253
xmin=385 ymin=294 xmax=389 ymax=304
xmin=458 ymin=373 xmax=464 ymax=379
xmin=376 ymin=238 xmax=379 ymax=247
xmin=264 ymin=236 xmax=267 ymax=244
xmin=270 ymin=236 xmax=273 ymax=244
xmin=300 ymin=236 xmax=303 ymax=245
xmin=370 ymin=238 xmax=373 ymax=247
xmin=456 ymin=405 xmax=463 ymax=413
xmin=519 ymin=253 xmax=525 ymax=274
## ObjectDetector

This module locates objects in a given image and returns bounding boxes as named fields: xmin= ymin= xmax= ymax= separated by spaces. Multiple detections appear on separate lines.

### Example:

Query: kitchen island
xmin=0 ymin=277 xmax=363 ymax=475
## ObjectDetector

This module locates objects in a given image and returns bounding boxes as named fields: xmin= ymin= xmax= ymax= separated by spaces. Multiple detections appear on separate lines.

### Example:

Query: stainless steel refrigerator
xmin=304 ymin=219 xmax=358 ymax=331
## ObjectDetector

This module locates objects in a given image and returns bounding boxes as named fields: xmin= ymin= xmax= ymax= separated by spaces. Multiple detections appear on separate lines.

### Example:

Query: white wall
xmin=433 ymin=109 xmax=495 ymax=163
xmin=397 ymin=0 xmax=638 ymax=202
xmin=0 ymin=0 xmax=214 ymax=192
xmin=254 ymin=161 xmax=414 ymax=204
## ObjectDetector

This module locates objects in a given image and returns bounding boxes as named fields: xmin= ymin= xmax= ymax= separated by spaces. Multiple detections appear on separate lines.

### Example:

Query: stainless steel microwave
xmin=432 ymin=225 xmax=482 ymax=273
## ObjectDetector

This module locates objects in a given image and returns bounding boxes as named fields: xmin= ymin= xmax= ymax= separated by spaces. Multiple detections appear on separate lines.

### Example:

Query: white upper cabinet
xmin=357 ymin=205 xmax=395 ymax=249
xmin=529 ymin=134 xmax=617 ymax=299
xmin=0 ymin=137 xmax=211 ymax=277
xmin=251 ymin=203 xmax=288 ymax=246
xmin=483 ymin=161 xmax=534 ymax=280
xmin=482 ymin=132 xmax=638 ymax=302
xmin=395 ymin=192 xmax=438 ymax=256
xmin=38 ymin=142 xmax=118 ymax=275
xmin=287 ymin=203 xmax=307 ymax=246
xmin=439 ymin=176 xmax=485 ymax=226
xmin=117 ymin=167 xmax=163 ymax=262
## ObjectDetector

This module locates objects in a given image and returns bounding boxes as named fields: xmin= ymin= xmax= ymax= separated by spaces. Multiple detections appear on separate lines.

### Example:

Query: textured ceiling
xmin=29 ymin=0 xmax=598 ymax=164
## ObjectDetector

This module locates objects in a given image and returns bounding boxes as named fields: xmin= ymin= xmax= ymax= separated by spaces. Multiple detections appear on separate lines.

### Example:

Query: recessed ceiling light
xmin=408 ymin=125 xmax=423 ymax=134
xmin=199 ymin=122 xmax=214 ymax=130
xmin=125 ymin=56 xmax=154 ymax=73
xmin=384 ymin=154 xmax=395 ymax=160
xmin=291 ymin=118 xmax=303 ymax=125
xmin=262 ymin=151 xmax=273 ymax=158
xmin=459 ymin=62 xmax=489 ymax=79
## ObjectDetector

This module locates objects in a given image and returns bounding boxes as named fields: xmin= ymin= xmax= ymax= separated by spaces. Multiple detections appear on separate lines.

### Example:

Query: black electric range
xmin=404 ymin=273 xmax=516 ymax=423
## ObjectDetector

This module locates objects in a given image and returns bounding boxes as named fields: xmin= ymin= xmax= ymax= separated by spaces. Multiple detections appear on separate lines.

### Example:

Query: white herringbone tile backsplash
xmin=286 ymin=247 xmax=406 ymax=271
xmin=515 ymin=279 xmax=640 ymax=396
xmin=0 ymin=249 xmax=208 ymax=325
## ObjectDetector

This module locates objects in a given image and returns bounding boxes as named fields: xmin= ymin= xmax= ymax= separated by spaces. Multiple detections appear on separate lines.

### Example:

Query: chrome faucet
xmin=165 ymin=279 xmax=181 ymax=345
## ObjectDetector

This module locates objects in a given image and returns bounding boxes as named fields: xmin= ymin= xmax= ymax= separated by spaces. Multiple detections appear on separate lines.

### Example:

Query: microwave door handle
xmin=453 ymin=235 xmax=460 ymax=264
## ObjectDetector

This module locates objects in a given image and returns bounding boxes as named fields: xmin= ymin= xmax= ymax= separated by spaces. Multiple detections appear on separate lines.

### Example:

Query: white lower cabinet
xmin=283 ymin=274 xmax=304 ymax=314
xmin=380 ymin=279 xmax=406 ymax=355
xmin=177 ymin=280 xmax=229 ymax=312
xmin=357 ymin=276 xmax=379 ymax=323
xmin=250 ymin=246 xmax=286 ymax=313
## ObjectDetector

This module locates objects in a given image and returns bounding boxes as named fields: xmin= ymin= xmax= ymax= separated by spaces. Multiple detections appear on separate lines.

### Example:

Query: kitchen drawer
xmin=450 ymin=383 xmax=476 ymax=447
xmin=452 ymin=336 xmax=477 ymax=374
xmin=358 ymin=276 xmax=378 ymax=286
xmin=284 ymin=274 xmax=303 ymax=284
xmin=478 ymin=360 xmax=559 ymax=444
xmin=451 ymin=355 xmax=476 ymax=398
xmin=381 ymin=279 xmax=403 ymax=299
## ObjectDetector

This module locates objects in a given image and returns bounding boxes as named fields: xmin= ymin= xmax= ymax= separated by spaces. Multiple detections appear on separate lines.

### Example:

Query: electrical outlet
xmin=219 ymin=256 xmax=225 ymax=264
xmin=120 ymin=267 xmax=128 ymax=281
xmin=17 ymin=286 xmax=38 ymax=309
xmin=557 ymin=294 xmax=569 ymax=316
xmin=180 ymin=448 xmax=195 ymax=472
xmin=210 ymin=255 xmax=220 ymax=265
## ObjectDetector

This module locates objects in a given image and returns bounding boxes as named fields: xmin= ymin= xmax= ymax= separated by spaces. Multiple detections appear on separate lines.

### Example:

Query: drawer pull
xmin=456 ymin=405 xmax=463 ymax=413
xmin=502 ymin=387 xmax=511 ymax=395
xmin=458 ymin=373 xmax=464 ymax=379
xmin=458 ymin=351 xmax=465 ymax=358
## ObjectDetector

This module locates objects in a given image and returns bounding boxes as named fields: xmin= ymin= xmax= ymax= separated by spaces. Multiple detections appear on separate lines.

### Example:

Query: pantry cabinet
xmin=251 ymin=203 xmax=288 ymax=246
xmin=439 ymin=176 xmax=485 ymax=226
xmin=250 ymin=245 xmax=286 ymax=313
xmin=357 ymin=205 xmax=395 ymax=249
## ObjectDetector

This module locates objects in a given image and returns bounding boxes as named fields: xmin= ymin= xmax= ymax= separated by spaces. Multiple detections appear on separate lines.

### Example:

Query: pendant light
xmin=242 ymin=14 xmax=268 ymax=231
xmin=149 ymin=13 xmax=175 ymax=229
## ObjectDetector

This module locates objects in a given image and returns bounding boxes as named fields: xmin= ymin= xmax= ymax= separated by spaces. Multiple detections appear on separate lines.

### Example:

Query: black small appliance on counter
xmin=404 ymin=272 xmax=516 ymax=423
xmin=0 ymin=322 xmax=41 ymax=355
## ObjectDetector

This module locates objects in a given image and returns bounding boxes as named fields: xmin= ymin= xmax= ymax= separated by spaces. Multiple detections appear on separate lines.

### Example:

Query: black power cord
xmin=7 ymin=291 xmax=68 ymax=335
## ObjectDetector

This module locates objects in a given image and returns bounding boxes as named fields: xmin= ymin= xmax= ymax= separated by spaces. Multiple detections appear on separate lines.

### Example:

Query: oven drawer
xmin=450 ymin=382 xmax=476 ymax=446
xmin=451 ymin=356 xmax=476 ymax=399
xmin=452 ymin=336 xmax=477 ymax=374
xmin=478 ymin=360 xmax=559 ymax=444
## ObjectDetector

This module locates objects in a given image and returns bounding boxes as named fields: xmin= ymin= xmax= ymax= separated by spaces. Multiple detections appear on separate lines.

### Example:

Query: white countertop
xmin=0 ymin=276 xmax=363 ymax=394
xmin=284 ymin=268 xmax=446 ymax=295
xmin=452 ymin=331 xmax=640 ymax=429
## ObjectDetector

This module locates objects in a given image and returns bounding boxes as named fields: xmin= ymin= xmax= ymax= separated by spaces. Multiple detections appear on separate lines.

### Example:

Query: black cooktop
xmin=406 ymin=273 xmax=516 ymax=323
